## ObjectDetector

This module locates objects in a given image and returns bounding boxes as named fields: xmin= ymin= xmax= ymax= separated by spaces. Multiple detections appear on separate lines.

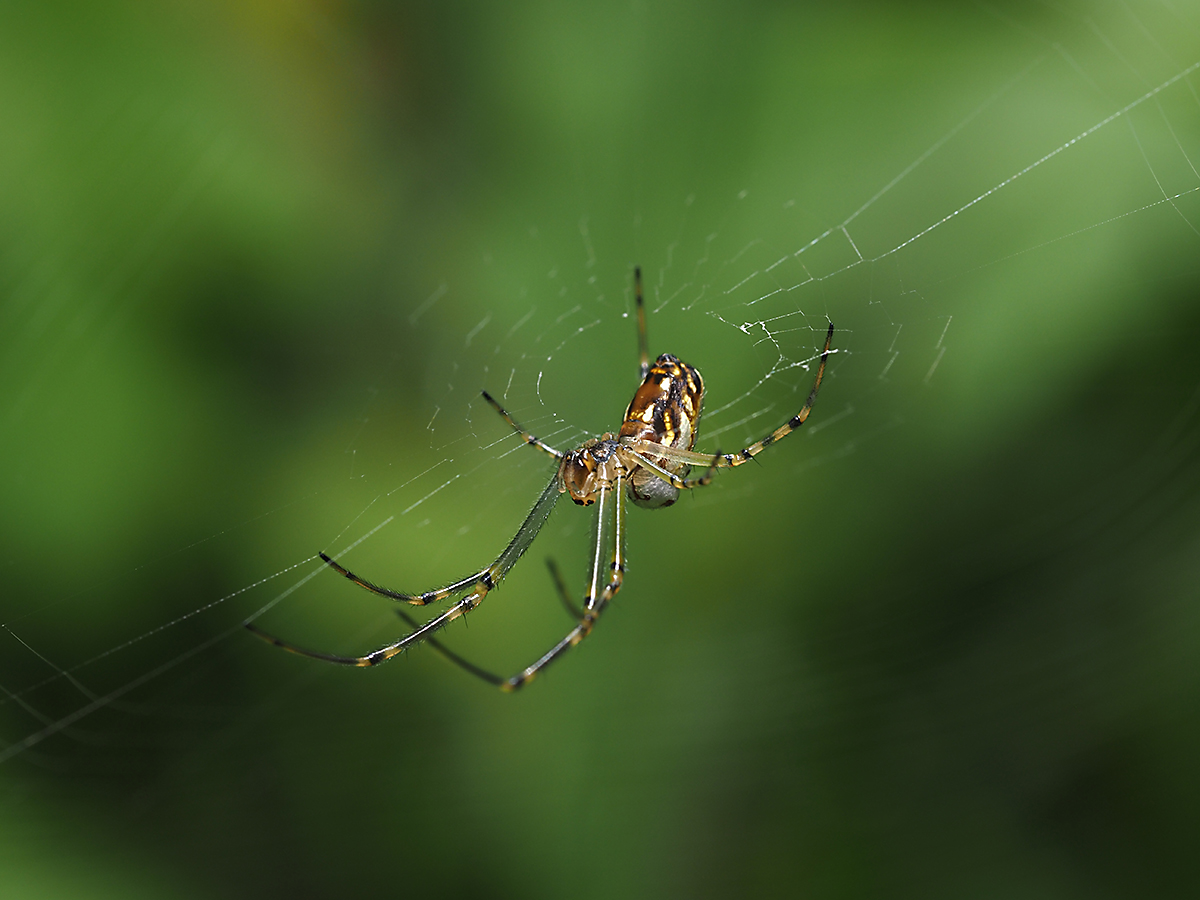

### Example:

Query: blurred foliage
xmin=2 ymin=1 xmax=1200 ymax=898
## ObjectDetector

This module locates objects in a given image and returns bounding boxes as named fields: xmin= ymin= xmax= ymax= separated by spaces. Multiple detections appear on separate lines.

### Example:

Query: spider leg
xmin=318 ymin=552 xmax=484 ymax=606
xmin=623 ymin=321 xmax=834 ymax=470
xmin=621 ymin=447 xmax=720 ymax=492
xmin=324 ymin=470 xmax=562 ymax=605
xmin=391 ymin=607 xmax=509 ymax=687
xmin=245 ymin=590 xmax=487 ymax=667
xmin=546 ymin=557 xmax=585 ymax=621
xmin=634 ymin=265 xmax=649 ymax=381
xmin=481 ymin=390 xmax=564 ymax=459
xmin=360 ymin=549 xmax=593 ymax=688
xmin=498 ymin=473 xmax=625 ymax=692
xmin=680 ymin=450 xmax=720 ymax=489
xmin=247 ymin=474 xmax=563 ymax=666
xmin=385 ymin=555 xmax=585 ymax=687
xmin=624 ymin=448 xmax=715 ymax=494
xmin=379 ymin=553 xmax=586 ymax=686
xmin=385 ymin=553 xmax=588 ymax=685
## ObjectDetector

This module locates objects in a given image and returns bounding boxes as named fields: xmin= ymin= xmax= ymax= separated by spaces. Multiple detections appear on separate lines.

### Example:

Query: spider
xmin=246 ymin=268 xmax=835 ymax=691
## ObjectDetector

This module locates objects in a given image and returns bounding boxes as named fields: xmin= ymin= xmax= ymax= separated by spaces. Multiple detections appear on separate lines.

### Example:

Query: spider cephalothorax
xmin=247 ymin=267 xmax=834 ymax=691
xmin=557 ymin=437 xmax=623 ymax=506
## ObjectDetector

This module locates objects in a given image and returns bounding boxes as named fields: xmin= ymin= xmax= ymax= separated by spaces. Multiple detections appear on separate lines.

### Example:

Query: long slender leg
xmin=680 ymin=450 xmax=721 ymax=490
xmin=246 ymin=588 xmax=487 ymax=667
xmin=481 ymin=390 xmax=564 ymax=459
xmin=635 ymin=266 xmax=650 ymax=381
xmin=621 ymin=321 xmax=835 ymax=471
xmin=371 ymin=554 xmax=583 ymax=689
xmin=318 ymin=553 xmax=485 ymax=606
xmin=254 ymin=477 xmax=620 ymax=684
xmin=621 ymin=447 xmax=720 ymax=492
xmin=383 ymin=547 xmax=590 ymax=688
xmin=680 ymin=460 xmax=719 ymax=490
xmin=391 ymin=552 xmax=586 ymax=687
xmin=391 ymin=606 xmax=507 ymax=687
xmin=499 ymin=473 xmax=626 ymax=692
xmin=379 ymin=607 xmax=520 ymax=691
xmin=246 ymin=474 xmax=563 ymax=665
xmin=546 ymin=558 xmax=584 ymax=621
xmin=319 ymin=410 xmax=560 ymax=605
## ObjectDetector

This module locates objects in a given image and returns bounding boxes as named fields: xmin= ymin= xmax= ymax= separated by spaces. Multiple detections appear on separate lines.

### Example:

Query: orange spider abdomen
xmin=619 ymin=353 xmax=705 ymax=508
xmin=618 ymin=354 xmax=705 ymax=449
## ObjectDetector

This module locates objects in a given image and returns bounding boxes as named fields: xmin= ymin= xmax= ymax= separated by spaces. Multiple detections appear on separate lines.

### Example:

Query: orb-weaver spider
xmin=247 ymin=268 xmax=835 ymax=691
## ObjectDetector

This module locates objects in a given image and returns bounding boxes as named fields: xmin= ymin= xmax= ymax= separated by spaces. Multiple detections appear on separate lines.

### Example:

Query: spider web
xmin=2 ymin=2 xmax=1199 ymax=878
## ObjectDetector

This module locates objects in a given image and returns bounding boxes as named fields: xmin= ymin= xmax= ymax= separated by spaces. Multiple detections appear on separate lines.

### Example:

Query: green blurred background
xmin=3 ymin=1 xmax=1200 ymax=897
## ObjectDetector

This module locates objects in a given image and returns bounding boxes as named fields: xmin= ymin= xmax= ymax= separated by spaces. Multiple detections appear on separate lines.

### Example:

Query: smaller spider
xmin=247 ymin=268 xmax=834 ymax=690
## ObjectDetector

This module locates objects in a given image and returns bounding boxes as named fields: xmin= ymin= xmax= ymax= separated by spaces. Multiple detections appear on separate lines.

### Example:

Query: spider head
xmin=558 ymin=437 xmax=622 ymax=506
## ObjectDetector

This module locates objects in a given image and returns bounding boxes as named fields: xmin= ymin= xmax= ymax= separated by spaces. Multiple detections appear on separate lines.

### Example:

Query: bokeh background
xmin=3 ymin=1 xmax=1200 ymax=897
